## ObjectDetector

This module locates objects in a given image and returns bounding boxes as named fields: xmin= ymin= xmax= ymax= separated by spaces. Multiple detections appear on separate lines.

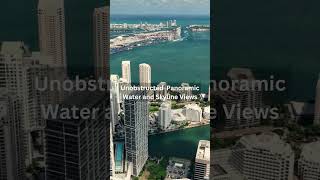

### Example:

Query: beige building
xmin=159 ymin=101 xmax=172 ymax=130
xmin=139 ymin=63 xmax=151 ymax=87
xmin=184 ymin=103 xmax=202 ymax=122
xmin=122 ymin=61 xmax=131 ymax=84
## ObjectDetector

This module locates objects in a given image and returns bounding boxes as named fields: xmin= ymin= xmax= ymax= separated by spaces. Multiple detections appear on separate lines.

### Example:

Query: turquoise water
xmin=111 ymin=15 xmax=210 ymax=92
xmin=111 ymin=39 xmax=210 ymax=91
xmin=115 ymin=142 xmax=124 ymax=171
xmin=149 ymin=125 xmax=210 ymax=160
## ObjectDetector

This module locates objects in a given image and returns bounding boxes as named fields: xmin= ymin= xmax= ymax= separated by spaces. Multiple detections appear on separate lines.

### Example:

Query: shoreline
xmin=149 ymin=123 xmax=210 ymax=136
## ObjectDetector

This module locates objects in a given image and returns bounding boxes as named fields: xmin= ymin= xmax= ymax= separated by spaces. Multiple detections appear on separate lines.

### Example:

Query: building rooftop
xmin=301 ymin=141 xmax=320 ymax=163
xmin=239 ymin=133 xmax=293 ymax=156
xmin=0 ymin=41 xmax=29 ymax=56
xmin=181 ymin=83 xmax=190 ymax=87
xmin=110 ymin=74 xmax=119 ymax=81
xmin=38 ymin=0 xmax=64 ymax=15
xmin=94 ymin=6 xmax=108 ymax=13
xmin=171 ymin=109 xmax=186 ymax=122
xmin=122 ymin=61 xmax=130 ymax=65
xmin=196 ymin=140 xmax=210 ymax=163
xmin=185 ymin=103 xmax=201 ymax=111
xmin=158 ymin=82 xmax=167 ymax=86
xmin=139 ymin=63 xmax=150 ymax=67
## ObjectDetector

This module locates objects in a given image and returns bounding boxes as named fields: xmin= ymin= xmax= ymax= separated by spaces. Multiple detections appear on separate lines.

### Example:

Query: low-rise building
xmin=230 ymin=133 xmax=294 ymax=180
xmin=203 ymin=106 xmax=210 ymax=120
xmin=184 ymin=104 xmax=202 ymax=122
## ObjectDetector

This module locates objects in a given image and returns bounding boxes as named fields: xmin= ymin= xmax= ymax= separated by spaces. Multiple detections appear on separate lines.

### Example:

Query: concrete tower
xmin=0 ymin=42 xmax=53 ymax=165
xmin=194 ymin=140 xmax=210 ymax=180
xmin=122 ymin=61 xmax=131 ymax=84
xmin=0 ymin=92 xmax=25 ymax=180
xmin=93 ymin=6 xmax=109 ymax=80
xmin=159 ymin=101 xmax=171 ymax=130
xmin=38 ymin=0 xmax=67 ymax=68
xmin=139 ymin=63 xmax=151 ymax=87
xmin=45 ymin=91 xmax=109 ymax=179
xmin=124 ymin=91 xmax=148 ymax=176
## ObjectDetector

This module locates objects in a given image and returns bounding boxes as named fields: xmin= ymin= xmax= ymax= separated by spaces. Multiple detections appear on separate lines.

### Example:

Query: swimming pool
xmin=115 ymin=142 xmax=124 ymax=172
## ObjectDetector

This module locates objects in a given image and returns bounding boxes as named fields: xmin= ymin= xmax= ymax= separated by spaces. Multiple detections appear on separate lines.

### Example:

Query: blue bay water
xmin=111 ymin=15 xmax=210 ymax=92
xmin=149 ymin=125 xmax=210 ymax=159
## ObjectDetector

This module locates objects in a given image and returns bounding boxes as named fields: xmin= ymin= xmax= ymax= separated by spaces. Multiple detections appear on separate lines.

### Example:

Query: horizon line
xmin=111 ymin=13 xmax=210 ymax=16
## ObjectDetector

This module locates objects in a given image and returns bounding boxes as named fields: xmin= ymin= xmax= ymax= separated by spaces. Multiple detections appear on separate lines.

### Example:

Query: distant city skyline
xmin=111 ymin=0 xmax=210 ymax=15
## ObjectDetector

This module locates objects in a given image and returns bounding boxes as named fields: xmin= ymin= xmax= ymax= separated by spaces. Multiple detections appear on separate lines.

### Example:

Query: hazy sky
xmin=111 ymin=0 xmax=210 ymax=15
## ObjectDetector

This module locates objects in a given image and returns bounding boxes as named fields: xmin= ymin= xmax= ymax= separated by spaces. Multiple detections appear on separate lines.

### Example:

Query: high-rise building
xmin=314 ymin=74 xmax=320 ymax=125
xmin=38 ymin=0 xmax=67 ymax=68
xmin=0 ymin=42 xmax=53 ymax=164
xmin=110 ymin=123 xmax=115 ymax=178
xmin=110 ymin=75 xmax=121 ymax=127
xmin=139 ymin=63 xmax=151 ymax=87
xmin=122 ymin=61 xmax=131 ymax=84
xmin=45 ymin=91 xmax=109 ymax=179
xmin=110 ymin=75 xmax=122 ymax=132
xmin=111 ymin=74 xmax=121 ymax=104
xmin=194 ymin=140 xmax=210 ymax=180
xmin=208 ymin=85 xmax=210 ymax=102
xmin=124 ymin=90 xmax=148 ymax=176
xmin=38 ymin=0 xmax=67 ymax=104
xmin=0 ymin=92 xmax=25 ymax=180
xmin=230 ymin=133 xmax=294 ymax=180
xmin=180 ymin=83 xmax=192 ymax=101
xmin=156 ymin=82 xmax=168 ymax=99
xmin=219 ymin=68 xmax=263 ymax=130
xmin=298 ymin=141 xmax=320 ymax=180
xmin=119 ymin=78 xmax=132 ymax=103
xmin=93 ymin=6 xmax=109 ymax=80
xmin=159 ymin=101 xmax=171 ymax=130
xmin=110 ymin=90 xmax=119 ymax=132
